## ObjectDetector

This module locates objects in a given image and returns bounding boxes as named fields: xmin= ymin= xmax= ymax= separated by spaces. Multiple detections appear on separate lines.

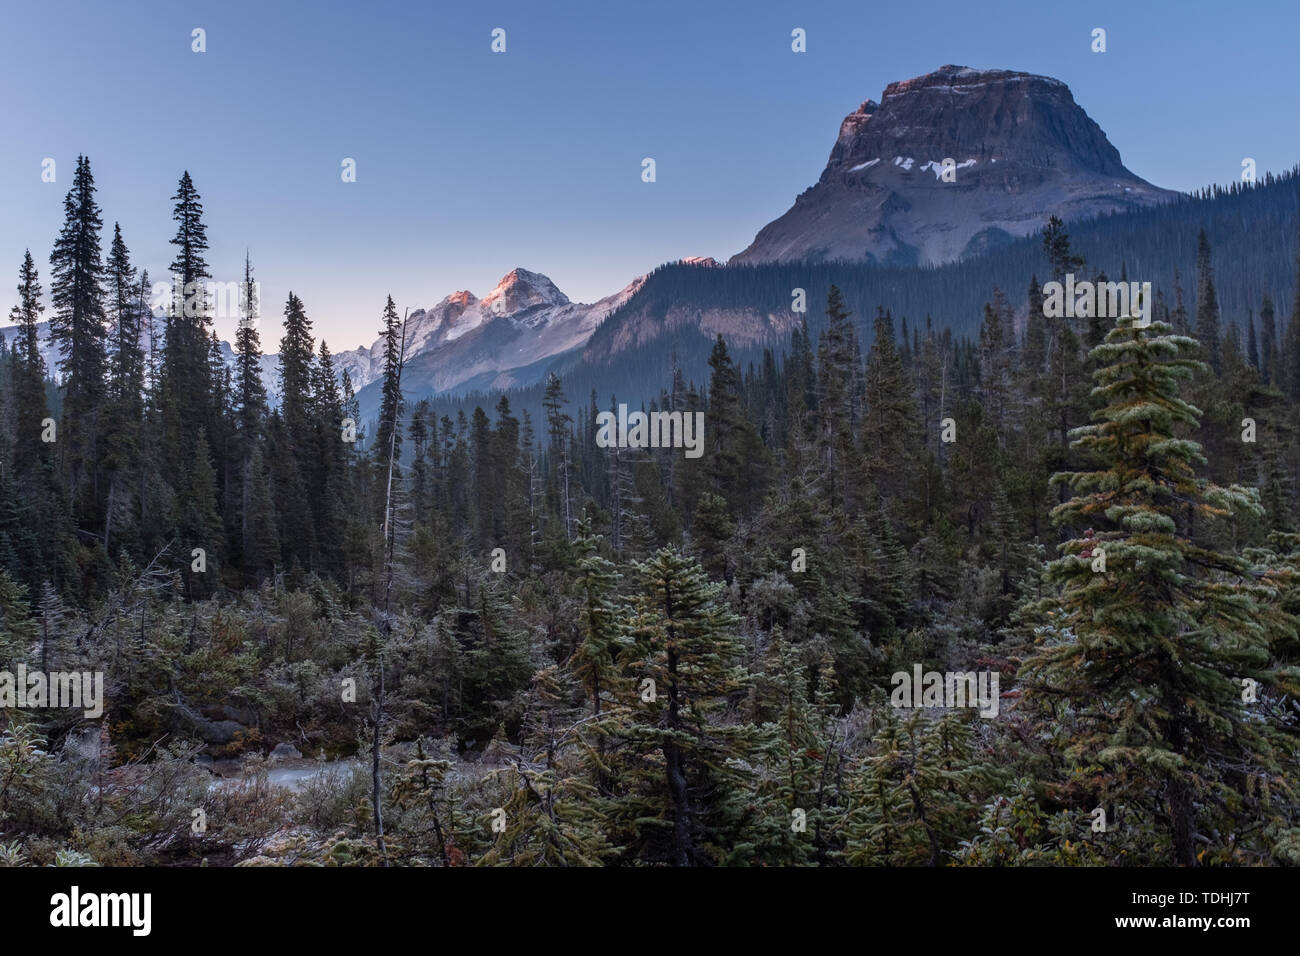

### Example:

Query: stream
xmin=205 ymin=758 xmax=360 ymax=793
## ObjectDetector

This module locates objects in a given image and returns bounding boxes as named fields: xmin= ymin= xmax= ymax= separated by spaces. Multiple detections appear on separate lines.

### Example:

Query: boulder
xmin=197 ymin=719 xmax=245 ymax=745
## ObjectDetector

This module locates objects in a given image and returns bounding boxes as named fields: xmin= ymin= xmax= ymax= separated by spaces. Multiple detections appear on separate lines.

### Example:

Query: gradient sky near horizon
xmin=2 ymin=0 xmax=1298 ymax=349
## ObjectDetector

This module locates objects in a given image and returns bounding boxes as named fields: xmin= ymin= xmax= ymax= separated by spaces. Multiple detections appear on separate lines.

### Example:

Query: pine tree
xmin=101 ymin=224 xmax=145 ymax=555
xmin=374 ymin=295 xmax=404 ymax=465
xmin=48 ymin=155 xmax=107 ymax=522
xmin=816 ymin=286 xmax=860 ymax=511
xmin=1043 ymin=216 xmax=1084 ymax=282
xmin=752 ymin=630 xmax=844 ymax=865
xmin=274 ymin=292 xmax=318 ymax=571
xmin=570 ymin=521 xmax=624 ymax=724
xmin=477 ymin=664 xmax=612 ymax=866
xmin=1247 ymin=312 xmax=1261 ymax=373
xmin=276 ymin=293 xmax=315 ymax=443
xmin=492 ymin=395 xmax=528 ymax=560
xmin=603 ymin=547 xmax=760 ymax=865
xmin=312 ymin=340 xmax=348 ymax=575
xmin=160 ymin=171 xmax=215 ymax=477
xmin=234 ymin=252 xmax=267 ymax=436
xmin=180 ymin=429 xmax=223 ymax=596
xmin=3 ymin=253 xmax=61 ymax=584
xmin=1195 ymin=229 xmax=1223 ymax=374
xmin=542 ymin=373 xmax=574 ymax=540
xmin=1023 ymin=274 xmax=1046 ymax=377
xmin=1022 ymin=313 xmax=1300 ymax=866
xmin=1260 ymin=294 xmax=1278 ymax=386
xmin=1286 ymin=234 xmax=1300 ymax=401
xmin=407 ymin=400 xmax=431 ymax=529
xmin=9 ymin=251 xmax=49 ymax=470
xmin=470 ymin=405 xmax=495 ymax=547
xmin=233 ymin=253 xmax=269 ymax=574
xmin=703 ymin=334 xmax=763 ymax=517
xmin=863 ymin=308 xmax=917 ymax=506
xmin=374 ymin=304 xmax=409 ymax=616
xmin=1041 ymin=220 xmax=1088 ymax=520
xmin=1171 ymin=269 xmax=1190 ymax=336
xmin=844 ymin=710 xmax=991 ymax=866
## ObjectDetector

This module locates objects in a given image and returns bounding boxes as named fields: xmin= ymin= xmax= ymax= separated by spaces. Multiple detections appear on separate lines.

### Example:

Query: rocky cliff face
xmin=731 ymin=65 xmax=1177 ymax=266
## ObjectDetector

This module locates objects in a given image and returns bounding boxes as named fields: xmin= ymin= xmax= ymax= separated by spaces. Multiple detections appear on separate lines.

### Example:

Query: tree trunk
xmin=664 ymin=586 xmax=693 ymax=866
xmin=372 ymin=655 xmax=389 ymax=866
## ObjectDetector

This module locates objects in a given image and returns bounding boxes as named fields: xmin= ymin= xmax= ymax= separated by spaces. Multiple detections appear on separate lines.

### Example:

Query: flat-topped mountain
xmin=731 ymin=64 xmax=1178 ymax=266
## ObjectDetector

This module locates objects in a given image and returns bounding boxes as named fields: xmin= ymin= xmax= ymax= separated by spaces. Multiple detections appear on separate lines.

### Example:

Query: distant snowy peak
xmin=480 ymin=267 xmax=570 ymax=317
xmin=348 ymin=268 xmax=652 ymax=408
xmin=679 ymin=256 xmax=722 ymax=268
xmin=335 ymin=265 xmax=651 ymax=402
xmin=432 ymin=288 xmax=486 ymax=343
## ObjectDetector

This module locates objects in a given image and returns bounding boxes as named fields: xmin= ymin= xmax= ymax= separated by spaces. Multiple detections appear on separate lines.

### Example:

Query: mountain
xmin=350 ymin=267 xmax=647 ymax=417
xmin=580 ymin=258 xmax=794 ymax=367
xmin=730 ymin=64 xmax=1178 ymax=267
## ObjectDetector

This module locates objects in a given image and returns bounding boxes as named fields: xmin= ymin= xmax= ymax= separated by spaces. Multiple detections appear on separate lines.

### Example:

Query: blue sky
xmin=2 ymin=0 xmax=1297 ymax=349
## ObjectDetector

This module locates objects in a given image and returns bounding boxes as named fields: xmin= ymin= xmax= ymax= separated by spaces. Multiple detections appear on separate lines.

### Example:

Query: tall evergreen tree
xmin=1022 ymin=313 xmax=1300 ymax=866
xmin=1023 ymin=274 xmax=1046 ymax=377
xmin=1286 ymin=233 xmax=1300 ymax=401
xmin=48 ymin=154 xmax=107 ymax=521
xmin=232 ymin=252 xmax=269 ymax=573
xmin=1247 ymin=311 xmax=1261 ymax=372
xmin=1260 ymin=293 xmax=1278 ymax=386
xmin=161 ymin=171 xmax=214 ymax=451
xmin=816 ymin=286 xmax=860 ymax=510
xmin=604 ymin=547 xmax=760 ymax=865
xmin=274 ymin=292 xmax=318 ymax=570
xmin=101 ymin=223 xmax=144 ymax=554
xmin=375 ymin=295 xmax=404 ymax=465
xmin=1043 ymin=216 xmax=1084 ymax=282
xmin=1195 ymin=229 xmax=1223 ymax=374
xmin=9 ymin=251 xmax=49 ymax=469
xmin=703 ymin=334 xmax=764 ymax=518
xmin=862 ymin=308 xmax=917 ymax=506
xmin=542 ymin=373 xmax=574 ymax=541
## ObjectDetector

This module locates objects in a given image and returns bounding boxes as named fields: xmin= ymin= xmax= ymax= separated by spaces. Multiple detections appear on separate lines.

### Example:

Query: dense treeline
xmin=0 ymin=159 xmax=1297 ymax=866
xmin=422 ymin=168 xmax=1300 ymax=432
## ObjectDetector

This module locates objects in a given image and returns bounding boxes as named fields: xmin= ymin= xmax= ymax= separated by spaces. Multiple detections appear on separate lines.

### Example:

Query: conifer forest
xmin=1 ymin=6 xmax=1298 ymax=909
xmin=3 ymin=156 xmax=1298 ymax=872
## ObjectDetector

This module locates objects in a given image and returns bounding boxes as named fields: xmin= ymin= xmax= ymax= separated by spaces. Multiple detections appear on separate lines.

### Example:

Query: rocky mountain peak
xmin=732 ymin=65 xmax=1177 ymax=266
xmin=821 ymin=64 xmax=1125 ymax=186
xmin=481 ymin=267 xmax=570 ymax=316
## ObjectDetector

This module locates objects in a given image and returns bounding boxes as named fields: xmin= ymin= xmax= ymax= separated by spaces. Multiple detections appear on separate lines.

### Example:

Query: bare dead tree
xmin=371 ymin=306 xmax=409 ymax=868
